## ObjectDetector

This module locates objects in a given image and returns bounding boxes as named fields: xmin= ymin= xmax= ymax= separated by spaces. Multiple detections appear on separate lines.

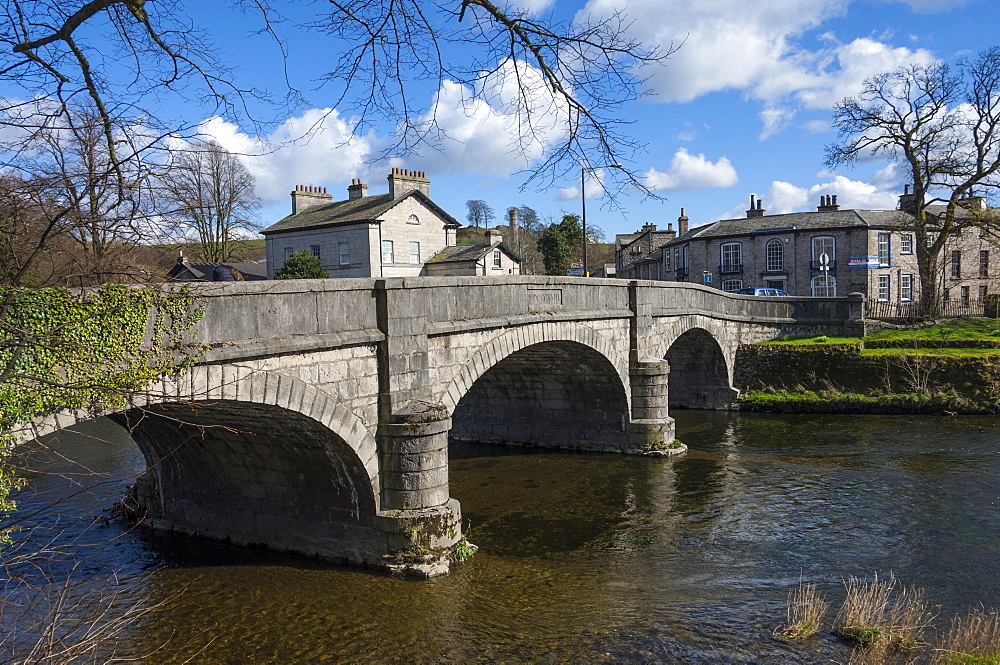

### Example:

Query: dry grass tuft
xmin=933 ymin=607 xmax=1000 ymax=665
xmin=834 ymin=572 xmax=933 ymax=662
xmin=776 ymin=580 xmax=829 ymax=640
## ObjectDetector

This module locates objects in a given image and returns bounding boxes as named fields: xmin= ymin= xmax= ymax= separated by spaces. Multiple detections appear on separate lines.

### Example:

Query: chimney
xmin=746 ymin=195 xmax=765 ymax=218
xmin=291 ymin=185 xmax=332 ymax=215
xmin=388 ymin=168 xmax=431 ymax=199
xmin=678 ymin=208 xmax=689 ymax=235
xmin=817 ymin=194 xmax=840 ymax=212
xmin=641 ymin=223 xmax=657 ymax=233
xmin=898 ymin=183 xmax=919 ymax=213
xmin=486 ymin=228 xmax=503 ymax=246
xmin=347 ymin=178 xmax=368 ymax=200
xmin=958 ymin=189 xmax=987 ymax=211
xmin=508 ymin=208 xmax=519 ymax=255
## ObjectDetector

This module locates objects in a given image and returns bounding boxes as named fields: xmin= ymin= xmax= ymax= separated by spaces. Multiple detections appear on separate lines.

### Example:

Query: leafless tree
xmin=160 ymin=140 xmax=260 ymax=263
xmin=0 ymin=0 xmax=673 ymax=196
xmin=827 ymin=47 xmax=1000 ymax=312
xmin=466 ymin=199 xmax=494 ymax=229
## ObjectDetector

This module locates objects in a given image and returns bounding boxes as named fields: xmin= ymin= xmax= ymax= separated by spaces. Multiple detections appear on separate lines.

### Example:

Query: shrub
xmin=274 ymin=251 xmax=330 ymax=279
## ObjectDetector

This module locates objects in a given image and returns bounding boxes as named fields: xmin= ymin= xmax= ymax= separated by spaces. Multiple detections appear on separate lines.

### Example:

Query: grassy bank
xmin=737 ymin=319 xmax=1000 ymax=415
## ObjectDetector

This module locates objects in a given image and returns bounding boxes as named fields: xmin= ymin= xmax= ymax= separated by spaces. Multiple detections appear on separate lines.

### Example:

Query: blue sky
xmin=170 ymin=0 xmax=996 ymax=239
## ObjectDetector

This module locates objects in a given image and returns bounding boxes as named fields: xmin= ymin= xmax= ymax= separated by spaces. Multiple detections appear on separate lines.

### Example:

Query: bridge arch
xmin=657 ymin=321 xmax=737 ymax=409
xmin=23 ymin=367 xmax=383 ymax=561
xmin=440 ymin=321 xmax=630 ymax=416
xmin=441 ymin=323 xmax=632 ymax=452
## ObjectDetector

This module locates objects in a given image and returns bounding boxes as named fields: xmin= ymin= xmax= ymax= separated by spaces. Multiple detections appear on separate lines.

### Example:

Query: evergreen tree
xmin=275 ymin=251 xmax=330 ymax=279
xmin=537 ymin=214 xmax=583 ymax=275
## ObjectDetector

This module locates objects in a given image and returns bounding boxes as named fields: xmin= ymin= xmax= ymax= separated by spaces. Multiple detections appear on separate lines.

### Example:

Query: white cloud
xmin=194 ymin=59 xmax=569 ymax=203
xmin=887 ymin=0 xmax=970 ymax=13
xmin=643 ymin=148 xmax=739 ymax=193
xmin=804 ymin=119 xmax=833 ymax=133
xmin=404 ymin=60 xmax=568 ymax=177
xmin=508 ymin=0 xmax=556 ymax=14
xmin=198 ymin=110 xmax=372 ymax=203
xmin=558 ymin=168 xmax=610 ymax=201
xmin=578 ymin=0 xmax=940 ymax=137
xmin=759 ymin=107 xmax=797 ymax=140
xmin=717 ymin=172 xmax=902 ymax=219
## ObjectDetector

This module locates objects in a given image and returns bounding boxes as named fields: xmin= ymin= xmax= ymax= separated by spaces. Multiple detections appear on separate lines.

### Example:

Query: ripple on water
xmin=3 ymin=412 xmax=1000 ymax=662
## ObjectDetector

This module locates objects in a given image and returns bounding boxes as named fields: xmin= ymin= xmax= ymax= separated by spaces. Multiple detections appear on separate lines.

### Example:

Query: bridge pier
xmin=377 ymin=406 xmax=462 ymax=578
xmin=627 ymin=357 xmax=681 ymax=454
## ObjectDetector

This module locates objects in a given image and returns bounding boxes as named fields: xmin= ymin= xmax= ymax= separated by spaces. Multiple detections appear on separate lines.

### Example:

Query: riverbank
xmin=736 ymin=319 xmax=1000 ymax=414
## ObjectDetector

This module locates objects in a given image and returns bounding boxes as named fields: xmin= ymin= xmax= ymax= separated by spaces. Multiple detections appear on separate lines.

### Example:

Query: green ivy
xmin=0 ymin=284 xmax=203 ymax=538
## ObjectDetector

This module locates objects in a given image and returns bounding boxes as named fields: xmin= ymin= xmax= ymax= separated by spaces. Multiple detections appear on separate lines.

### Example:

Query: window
xmin=951 ymin=250 xmax=961 ymax=278
xmin=877 ymin=233 xmax=891 ymax=267
xmin=493 ymin=250 xmax=502 ymax=268
xmin=765 ymin=239 xmax=784 ymax=271
xmin=407 ymin=214 xmax=420 ymax=225
xmin=943 ymin=287 xmax=951 ymax=302
xmin=310 ymin=244 xmax=321 ymax=258
xmin=961 ymin=286 xmax=971 ymax=306
xmin=674 ymin=248 xmax=680 ymax=267
xmin=900 ymin=274 xmax=913 ymax=301
xmin=811 ymin=274 xmax=837 ymax=297
xmin=721 ymin=279 xmax=743 ymax=292
xmin=900 ymin=234 xmax=914 ymax=254
xmin=811 ymin=236 xmax=836 ymax=264
xmin=409 ymin=241 xmax=421 ymax=264
xmin=339 ymin=241 xmax=350 ymax=265
xmin=682 ymin=245 xmax=689 ymax=268
xmin=980 ymin=285 xmax=988 ymax=299
xmin=878 ymin=274 xmax=890 ymax=301
xmin=382 ymin=240 xmax=394 ymax=264
xmin=664 ymin=250 xmax=672 ymax=272
xmin=980 ymin=250 xmax=989 ymax=279
xmin=765 ymin=279 xmax=785 ymax=291
xmin=720 ymin=242 xmax=742 ymax=271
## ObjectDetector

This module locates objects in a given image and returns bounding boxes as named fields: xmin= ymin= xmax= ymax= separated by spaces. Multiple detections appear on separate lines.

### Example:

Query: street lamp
xmin=581 ymin=163 xmax=622 ymax=277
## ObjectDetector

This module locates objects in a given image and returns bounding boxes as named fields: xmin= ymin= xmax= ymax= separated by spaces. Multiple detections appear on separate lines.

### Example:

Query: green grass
xmin=765 ymin=318 xmax=1000 ymax=350
xmin=945 ymin=654 xmax=1000 ymax=665
xmin=763 ymin=335 xmax=860 ymax=345
xmin=861 ymin=347 xmax=1000 ymax=357
xmin=866 ymin=318 xmax=1000 ymax=342
xmin=740 ymin=388 xmax=993 ymax=415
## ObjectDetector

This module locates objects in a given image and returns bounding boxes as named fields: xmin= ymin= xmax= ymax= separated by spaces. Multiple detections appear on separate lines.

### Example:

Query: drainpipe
xmin=377 ymin=221 xmax=384 ymax=278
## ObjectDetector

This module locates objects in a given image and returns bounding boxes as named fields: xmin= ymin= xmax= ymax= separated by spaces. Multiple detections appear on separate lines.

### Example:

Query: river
xmin=3 ymin=412 xmax=999 ymax=663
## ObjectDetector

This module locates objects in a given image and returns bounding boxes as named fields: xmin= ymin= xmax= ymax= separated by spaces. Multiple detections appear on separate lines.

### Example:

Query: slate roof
xmin=425 ymin=241 xmax=522 ymax=264
xmin=660 ymin=206 xmax=972 ymax=248
xmin=261 ymin=190 xmax=460 ymax=235
xmin=168 ymin=261 xmax=268 ymax=282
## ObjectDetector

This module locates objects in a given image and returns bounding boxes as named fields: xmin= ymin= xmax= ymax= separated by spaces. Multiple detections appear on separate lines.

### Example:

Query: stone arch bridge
xmin=26 ymin=278 xmax=862 ymax=576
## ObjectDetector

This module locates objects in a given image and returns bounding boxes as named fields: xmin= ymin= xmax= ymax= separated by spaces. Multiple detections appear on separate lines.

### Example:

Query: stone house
xmin=615 ymin=221 xmax=678 ymax=277
xmin=262 ymin=169 xmax=463 ymax=279
xmin=617 ymin=189 xmax=998 ymax=305
xmin=423 ymin=229 xmax=521 ymax=276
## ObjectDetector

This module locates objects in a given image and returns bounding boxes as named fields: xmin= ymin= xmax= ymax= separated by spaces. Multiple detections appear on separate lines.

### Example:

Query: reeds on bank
xmin=775 ymin=573 xmax=1000 ymax=665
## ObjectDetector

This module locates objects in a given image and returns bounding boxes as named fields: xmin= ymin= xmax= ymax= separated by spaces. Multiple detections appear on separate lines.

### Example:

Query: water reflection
xmin=2 ymin=412 xmax=1000 ymax=663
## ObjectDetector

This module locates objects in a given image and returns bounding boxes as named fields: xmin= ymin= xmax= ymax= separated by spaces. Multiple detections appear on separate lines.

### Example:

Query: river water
xmin=4 ymin=412 xmax=1000 ymax=663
